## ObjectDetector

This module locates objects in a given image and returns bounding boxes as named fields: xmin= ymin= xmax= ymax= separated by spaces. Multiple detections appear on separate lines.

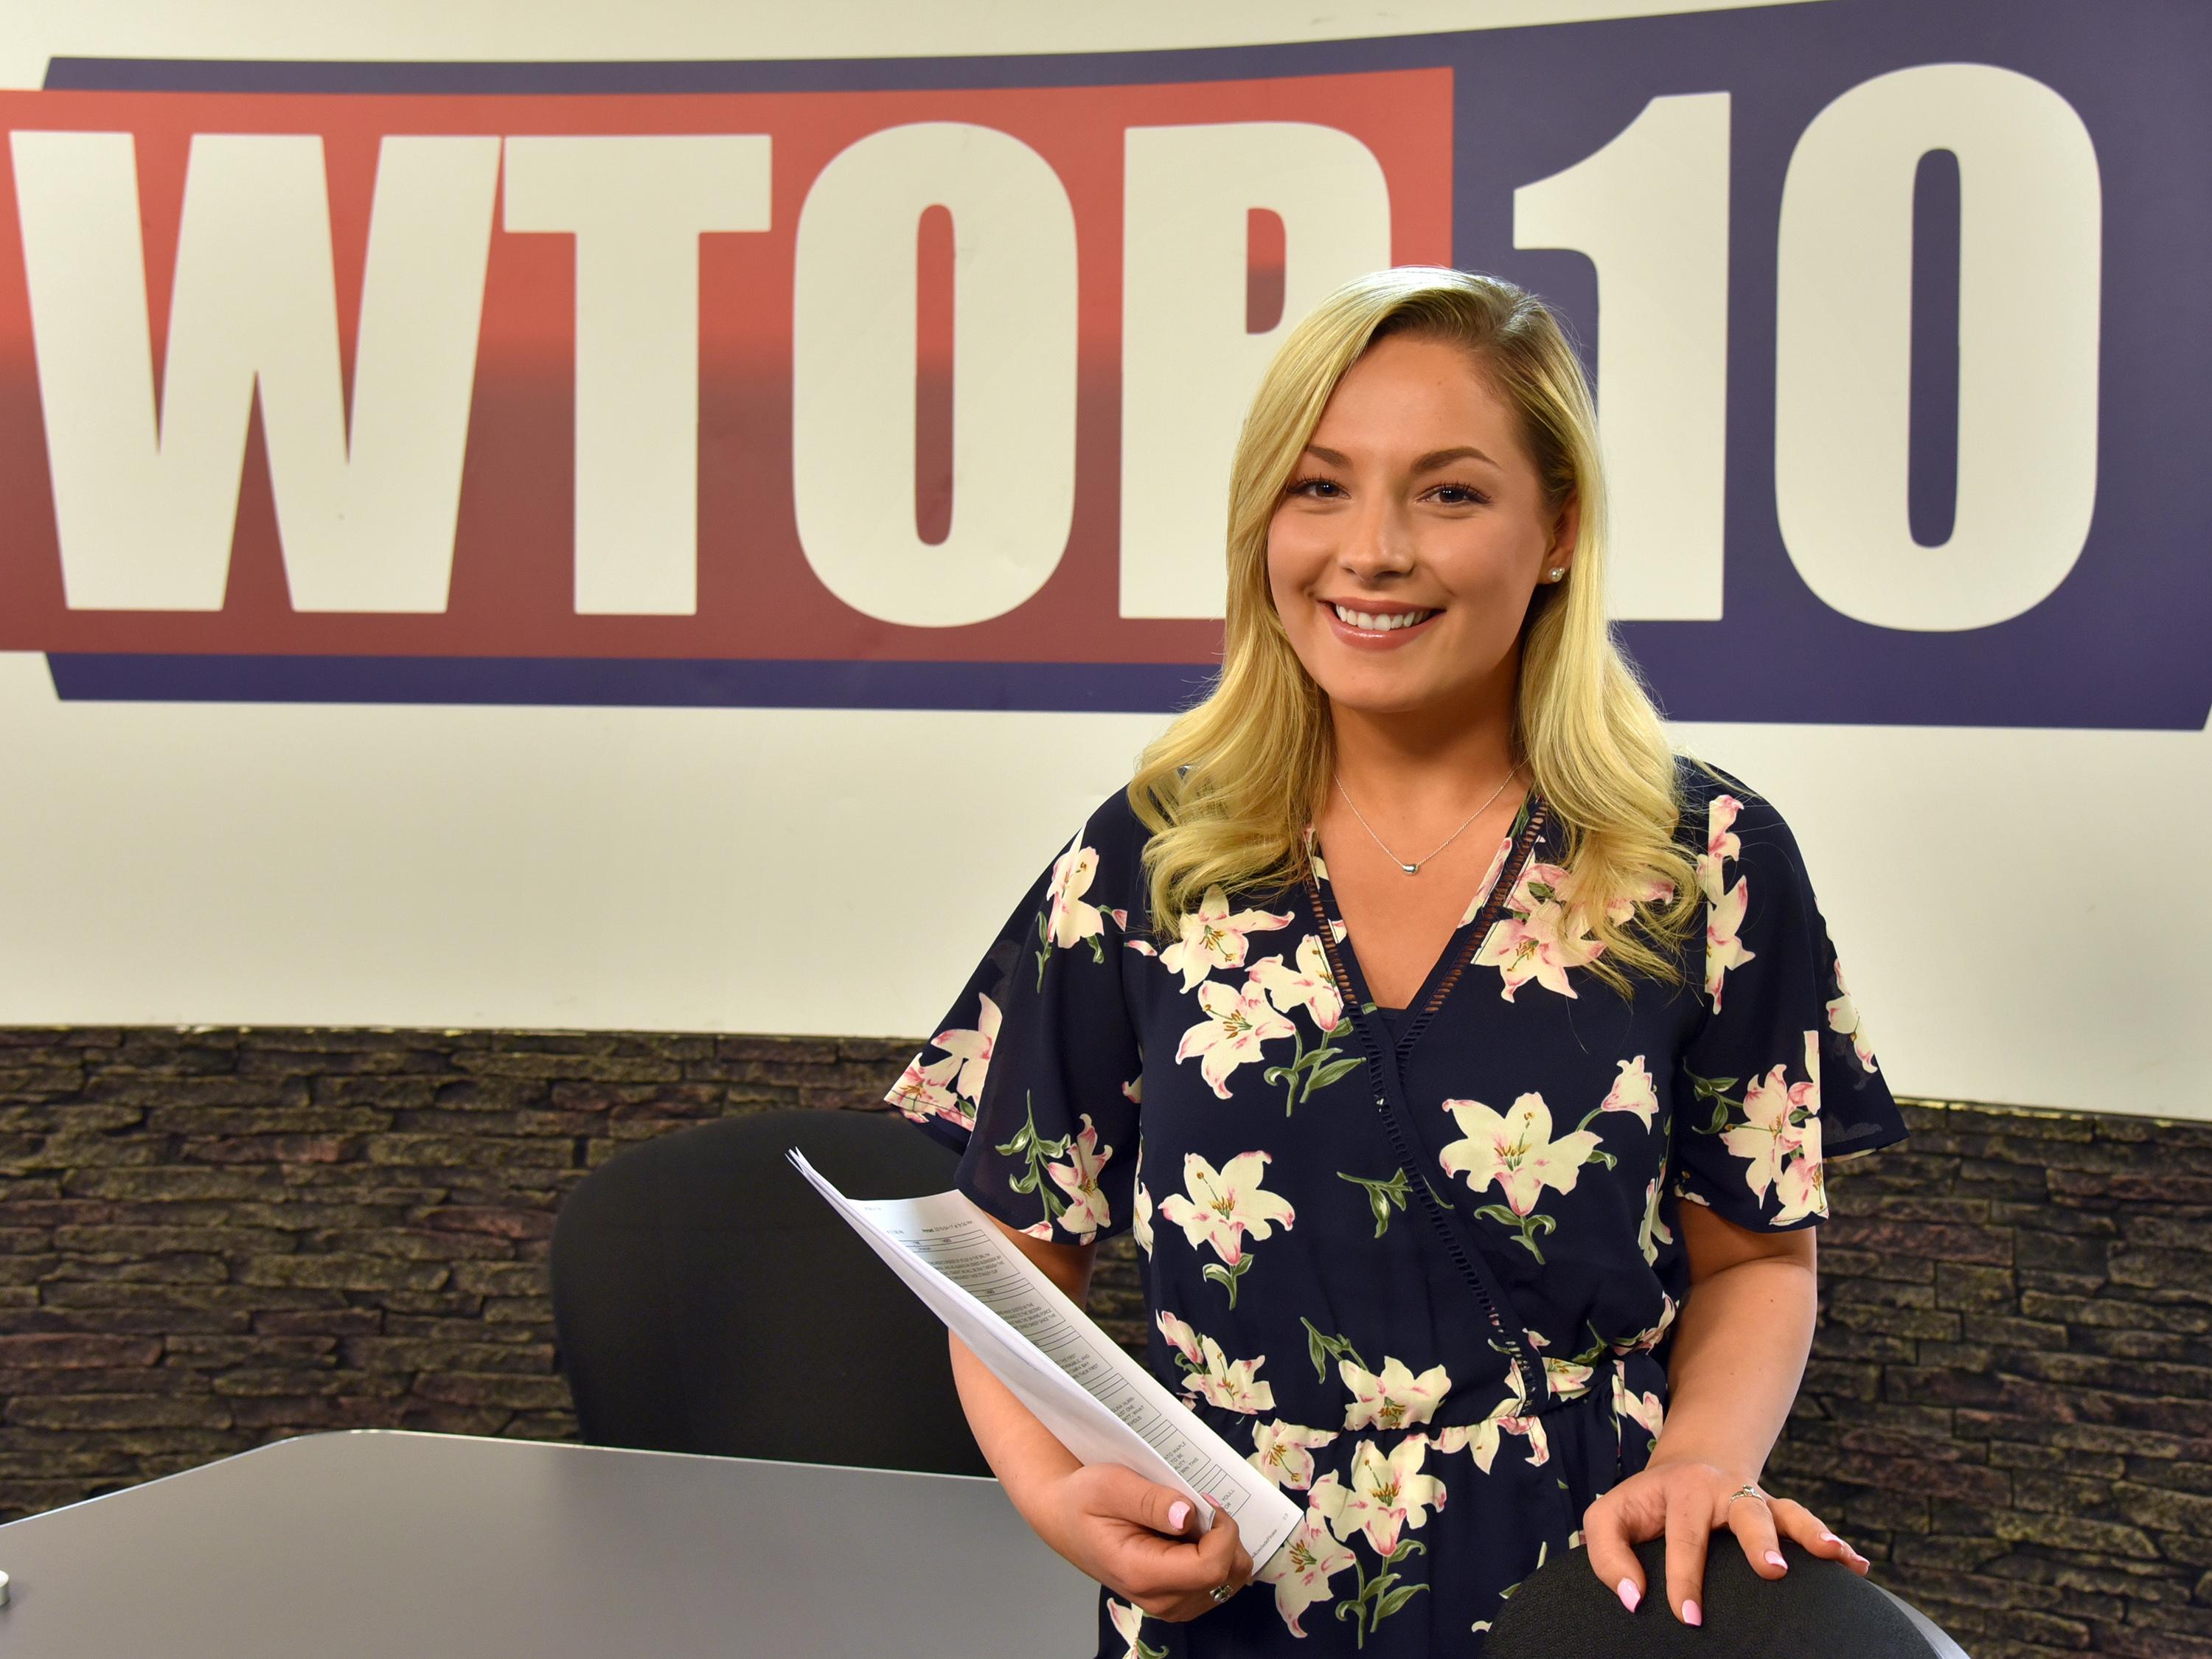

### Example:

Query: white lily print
xmin=1318 ymin=1436 xmax=1447 ymax=1557
xmin=1179 ymin=1335 xmax=1275 ymax=1414
xmin=1250 ymin=933 xmax=1345 ymax=1034
xmin=1613 ymin=1368 xmax=1666 ymax=1453
xmin=883 ymin=1049 xmax=961 ymax=1125
xmin=1130 ymin=1143 xmax=1154 ymax=1258
xmin=1599 ymin=1054 xmax=1659 ymax=1130
xmin=1699 ymin=795 xmax=1756 ymax=1010
xmin=1442 ymin=1407 xmax=1548 ymax=1478
xmin=1542 ymin=1352 xmax=1595 ymax=1399
xmin=1773 ymin=1113 xmax=1827 ymax=1225
xmin=1638 ymin=1173 xmax=1674 ymax=1265
xmin=1046 ymin=834 xmax=1105 ymax=949
xmin=1719 ymin=1031 xmax=1827 ymax=1224
xmin=1698 ymin=792 xmax=1742 ymax=891
xmin=1156 ymin=1307 xmax=1205 ymax=1368
xmin=1439 ymin=1092 xmax=1604 ymax=1261
xmin=1466 ymin=1403 xmax=1550 ymax=1475
xmin=1455 ymin=834 xmax=1517 ymax=926
xmin=1107 ymin=1596 xmax=1168 ymax=1659
xmin=1159 ymin=885 xmax=1294 ymax=992
xmin=1032 ymin=833 xmax=1111 ymax=985
xmin=1613 ymin=1295 xmax=1679 ymax=1357
xmin=1251 ymin=937 xmax=1361 ymax=1115
xmin=930 ymin=992 xmax=1000 ymax=1109
xmin=1044 ymin=1114 xmax=1113 ymax=1239
xmin=1826 ymin=952 xmax=1880 ymax=1073
xmin=1248 ymin=1419 xmax=1338 ymax=1491
xmin=1338 ymin=1356 xmax=1451 ymax=1432
xmin=1473 ymin=864 xmax=1609 ymax=999
xmin=1604 ymin=872 xmax=1678 ymax=925
xmin=1436 ymin=1362 xmax=1550 ymax=1475
xmin=1254 ymin=1485 xmax=1357 ymax=1637
xmin=1175 ymin=979 xmax=1295 ymax=1101
xmin=1157 ymin=1150 xmax=1296 ymax=1306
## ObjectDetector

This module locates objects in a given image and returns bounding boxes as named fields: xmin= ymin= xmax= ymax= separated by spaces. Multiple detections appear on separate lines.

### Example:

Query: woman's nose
xmin=1340 ymin=498 xmax=1416 ymax=576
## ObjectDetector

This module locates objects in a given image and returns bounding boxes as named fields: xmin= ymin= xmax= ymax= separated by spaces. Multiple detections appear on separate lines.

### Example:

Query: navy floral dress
xmin=889 ymin=757 xmax=1905 ymax=1656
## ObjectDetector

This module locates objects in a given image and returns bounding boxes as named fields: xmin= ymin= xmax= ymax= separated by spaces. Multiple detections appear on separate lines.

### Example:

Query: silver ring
xmin=1726 ymin=1483 xmax=1769 ymax=1508
xmin=1208 ymin=1580 xmax=1236 ymax=1604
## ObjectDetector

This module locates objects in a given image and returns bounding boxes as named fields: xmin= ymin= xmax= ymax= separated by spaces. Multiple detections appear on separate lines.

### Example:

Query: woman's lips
xmin=1319 ymin=598 xmax=1444 ymax=650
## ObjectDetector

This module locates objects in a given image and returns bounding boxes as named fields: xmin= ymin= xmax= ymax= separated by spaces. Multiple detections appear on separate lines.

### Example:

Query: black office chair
xmin=1485 ymin=1537 xmax=1971 ymax=1658
xmin=549 ymin=1106 xmax=991 ymax=1477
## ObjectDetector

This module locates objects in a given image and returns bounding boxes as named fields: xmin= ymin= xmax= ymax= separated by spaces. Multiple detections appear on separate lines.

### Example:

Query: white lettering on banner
xmin=10 ymin=130 xmax=498 ymax=613
xmin=1119 ymin=123 xmax=1391 ymax=619
xmin=1775 ymin=65 xmax=2101 ymax=632
xmin=1514 ymin=93 xmax=1730 ymax=622
xmin=791 ymin=122 xmax=1077 ymax=628
xmin=502 ymin=134 xmax=772 ymax=617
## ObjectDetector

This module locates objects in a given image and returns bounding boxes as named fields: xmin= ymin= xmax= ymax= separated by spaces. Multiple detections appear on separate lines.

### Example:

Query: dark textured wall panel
xmin=0 ymin=1026 xmax=2206 ymax=1658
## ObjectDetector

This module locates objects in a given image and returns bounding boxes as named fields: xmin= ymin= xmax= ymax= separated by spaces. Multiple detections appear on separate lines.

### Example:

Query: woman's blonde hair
xmin=1127 ymin=265 xmax=1699 ymax=995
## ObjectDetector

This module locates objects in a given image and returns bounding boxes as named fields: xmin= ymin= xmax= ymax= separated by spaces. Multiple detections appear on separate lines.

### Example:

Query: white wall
xmin=0 ymin=0 xmax=2201 ymax=1121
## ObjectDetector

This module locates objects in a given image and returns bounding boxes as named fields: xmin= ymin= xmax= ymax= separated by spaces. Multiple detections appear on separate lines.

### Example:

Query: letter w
xmin=9 ymin=130 xmax=498 ymax=611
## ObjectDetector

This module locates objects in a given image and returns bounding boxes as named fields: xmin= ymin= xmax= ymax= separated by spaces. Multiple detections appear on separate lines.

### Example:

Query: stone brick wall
xmin=0 ymin=1026 xmax=2207 ymax=1658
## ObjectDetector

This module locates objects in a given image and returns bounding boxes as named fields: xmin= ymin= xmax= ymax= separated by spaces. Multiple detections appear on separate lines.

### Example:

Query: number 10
xmin=1514 ymin=63 xmax=2101 ymax=632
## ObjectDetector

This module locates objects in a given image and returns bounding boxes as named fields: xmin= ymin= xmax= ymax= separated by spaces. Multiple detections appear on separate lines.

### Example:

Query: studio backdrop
xmin=0 ymin=0 xmax=2201 ymax=1118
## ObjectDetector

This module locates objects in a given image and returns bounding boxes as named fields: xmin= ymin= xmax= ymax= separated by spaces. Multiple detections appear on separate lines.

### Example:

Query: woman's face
xmin=1265 ymin=331 xmax=1576 ymax=723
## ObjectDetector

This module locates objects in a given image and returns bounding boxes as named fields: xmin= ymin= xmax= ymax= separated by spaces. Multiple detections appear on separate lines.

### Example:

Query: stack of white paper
xmin=788 ymin=1150 xmax=1301 ymax=1568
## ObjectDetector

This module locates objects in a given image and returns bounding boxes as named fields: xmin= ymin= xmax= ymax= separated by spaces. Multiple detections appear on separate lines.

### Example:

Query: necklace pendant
xmin=1400 ymin=861 xmax=1419 ymax=874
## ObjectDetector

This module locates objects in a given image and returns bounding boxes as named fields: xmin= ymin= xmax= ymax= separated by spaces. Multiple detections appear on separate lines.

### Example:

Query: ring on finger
xmin=1208 ymin=1579 xmax=1237 ymax=1604
xmin=1725 ymin=1483 xmax=1769 ymax=1509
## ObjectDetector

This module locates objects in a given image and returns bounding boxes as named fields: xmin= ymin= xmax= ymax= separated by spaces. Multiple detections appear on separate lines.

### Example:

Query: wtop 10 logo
xmin=3 ymin=0 xmax=2204 ymax=730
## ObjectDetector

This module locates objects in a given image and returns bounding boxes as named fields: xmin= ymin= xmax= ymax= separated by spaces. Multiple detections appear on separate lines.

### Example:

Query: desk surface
xmin=0 ymin=1430 xmax=1099 ymax=1658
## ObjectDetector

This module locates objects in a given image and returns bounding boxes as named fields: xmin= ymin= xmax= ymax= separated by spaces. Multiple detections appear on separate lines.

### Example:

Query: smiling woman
xmin=892 ymin=267 xmax=1909 ymax=1657
xmin=1132 ymin=269 xmax=1697 ymax=1002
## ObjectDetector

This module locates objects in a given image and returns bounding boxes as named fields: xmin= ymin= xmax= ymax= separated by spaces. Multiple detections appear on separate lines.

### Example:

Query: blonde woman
xmin=888 ymin=266 xmax=1906 ymax=1656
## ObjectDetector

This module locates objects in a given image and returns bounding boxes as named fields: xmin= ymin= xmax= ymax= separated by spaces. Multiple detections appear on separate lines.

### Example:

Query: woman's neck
xmin=1326 ymin=664 xmax=1522 ymax=820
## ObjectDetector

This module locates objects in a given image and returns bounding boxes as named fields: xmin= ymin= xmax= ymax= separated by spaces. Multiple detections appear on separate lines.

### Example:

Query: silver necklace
xmin=1334 ymin=765 xmax=1520 ymax=875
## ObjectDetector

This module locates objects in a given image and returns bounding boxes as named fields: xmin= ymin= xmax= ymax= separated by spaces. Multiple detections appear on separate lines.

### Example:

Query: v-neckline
xmin=1300 ymin=793 xmax=1549 ymax=1059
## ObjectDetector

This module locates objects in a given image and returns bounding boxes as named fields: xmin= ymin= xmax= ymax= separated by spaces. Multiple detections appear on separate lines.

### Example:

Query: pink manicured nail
xmin=1683 ymin=1600 xmax=1703 ymax=1627
xmin=1616 ymin=1579 xmax=1640 ymax=1613
xmin=1765 ymin=1551 xmax=1787 ymax=1570
xmin=1166 ymin=1500 xmax=1191 ymax=1531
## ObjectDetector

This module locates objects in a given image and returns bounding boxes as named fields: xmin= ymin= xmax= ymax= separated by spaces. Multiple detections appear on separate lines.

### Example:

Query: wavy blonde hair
xmin=1128 ymin=266 xmax=1699 ymax=995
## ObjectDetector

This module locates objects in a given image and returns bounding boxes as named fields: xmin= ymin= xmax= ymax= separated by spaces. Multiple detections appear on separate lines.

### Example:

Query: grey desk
xmin=0 ymin=1430 xmax=1970 ymax=1658
xmin=0 ymin=1430 xmax=1098 ymax=1658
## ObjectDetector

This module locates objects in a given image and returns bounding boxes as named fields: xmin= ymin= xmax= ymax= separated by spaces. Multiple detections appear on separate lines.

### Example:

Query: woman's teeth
xmin=1332 ymin=602 xmax=1436 ymax=632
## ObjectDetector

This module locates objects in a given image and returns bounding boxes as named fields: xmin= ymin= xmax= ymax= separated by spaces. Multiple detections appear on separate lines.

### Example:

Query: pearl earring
xmin=1547 ymin=567 xmax=1566 ymax=582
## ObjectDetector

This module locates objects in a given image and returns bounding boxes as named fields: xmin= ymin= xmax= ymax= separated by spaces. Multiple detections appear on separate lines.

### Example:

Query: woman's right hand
xmin=1034 ymin=1465 xmax=1255 ymax=1621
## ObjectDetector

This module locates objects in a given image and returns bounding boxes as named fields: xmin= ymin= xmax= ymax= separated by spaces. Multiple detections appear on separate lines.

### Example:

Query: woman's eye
xmin=1433 ymin=484 xmax=1490 ymax=507
xmin=1286 ymin=476 xmax=1343 ymax=498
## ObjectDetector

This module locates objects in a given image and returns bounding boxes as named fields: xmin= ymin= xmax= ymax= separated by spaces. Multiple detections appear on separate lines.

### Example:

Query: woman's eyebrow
xmin=1301 ymin=442 xmax=1501 ymax=473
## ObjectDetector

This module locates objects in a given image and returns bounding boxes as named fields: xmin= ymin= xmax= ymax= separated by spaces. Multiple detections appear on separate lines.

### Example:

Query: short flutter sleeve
xmin=1669 ymin=770 xmax=1907 ymax=1232
xmin=883 ymin=788 xmax=1148 ymax=1246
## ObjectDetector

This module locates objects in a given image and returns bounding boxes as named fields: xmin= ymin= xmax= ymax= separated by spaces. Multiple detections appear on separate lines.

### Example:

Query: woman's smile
xmin=1318 ymin=597 xmax=1446 ymax=650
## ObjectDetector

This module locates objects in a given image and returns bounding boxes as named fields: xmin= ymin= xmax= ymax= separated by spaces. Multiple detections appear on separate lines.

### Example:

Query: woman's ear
xmin=1547 ymin=493 xmax=1582 ymax=572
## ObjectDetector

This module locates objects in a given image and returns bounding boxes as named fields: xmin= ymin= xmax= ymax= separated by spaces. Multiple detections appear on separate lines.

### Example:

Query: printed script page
xmin=788 ymin=1151 xmax=1299 ymax=1567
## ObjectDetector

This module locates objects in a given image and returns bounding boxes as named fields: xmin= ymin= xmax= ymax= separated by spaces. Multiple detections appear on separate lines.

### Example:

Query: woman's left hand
xmin=1581 ymin=1458 xmax=1869 ymax=1626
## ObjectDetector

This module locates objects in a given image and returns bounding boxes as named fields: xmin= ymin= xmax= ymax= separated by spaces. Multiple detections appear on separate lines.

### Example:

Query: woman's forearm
xmin=947 ymin=1218 xmax=1099 ymax=1540
xmin=1648 ymin=1242 xmax=1818 ymax=1483
xmin=950 ymin=1332 xmax=1084 ymax=1531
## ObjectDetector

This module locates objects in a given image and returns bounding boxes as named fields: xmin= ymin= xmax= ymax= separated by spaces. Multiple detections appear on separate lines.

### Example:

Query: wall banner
xmin=1 ymin=0 xmax=2199 ymax=731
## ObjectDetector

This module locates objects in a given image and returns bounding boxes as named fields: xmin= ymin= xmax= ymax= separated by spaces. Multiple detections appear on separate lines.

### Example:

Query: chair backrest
xmin=549 ymin=1107 xmax=990 ymax=1478
xmin=1484 ymin=1537 xmax=1969 ymax=1658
